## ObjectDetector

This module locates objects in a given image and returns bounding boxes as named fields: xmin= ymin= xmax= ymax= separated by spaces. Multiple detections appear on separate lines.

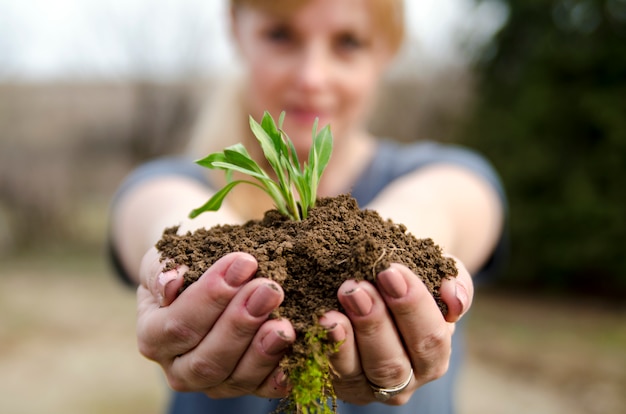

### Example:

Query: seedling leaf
xmin=189 ymin=180 xmax=250 ymax=218
xmin=190 ymin=111 xmax=333 ymax=221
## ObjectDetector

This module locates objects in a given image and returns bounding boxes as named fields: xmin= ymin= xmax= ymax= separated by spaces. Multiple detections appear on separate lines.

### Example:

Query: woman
xmin=109 ymin=0 xmax=506 ymax=413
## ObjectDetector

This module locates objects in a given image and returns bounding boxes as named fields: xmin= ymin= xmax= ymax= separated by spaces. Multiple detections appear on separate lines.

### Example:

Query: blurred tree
xmin=464 ymin=0 xmax=626 ymax=296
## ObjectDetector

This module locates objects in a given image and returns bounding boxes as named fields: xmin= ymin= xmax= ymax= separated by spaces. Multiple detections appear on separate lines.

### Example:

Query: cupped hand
xmin=136 ymin=247 xmax=296 ymax=399
xmin=319 ymin=257 xmax=473 ymax=405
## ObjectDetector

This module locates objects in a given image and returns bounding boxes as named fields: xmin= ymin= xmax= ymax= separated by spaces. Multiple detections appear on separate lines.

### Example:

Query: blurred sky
xmin=0 ymin=0 xmax=508 ymax=80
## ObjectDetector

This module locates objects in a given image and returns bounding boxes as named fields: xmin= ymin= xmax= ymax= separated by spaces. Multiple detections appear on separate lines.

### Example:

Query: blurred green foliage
xmin=464 ymin=0 xmax=626 ymax=296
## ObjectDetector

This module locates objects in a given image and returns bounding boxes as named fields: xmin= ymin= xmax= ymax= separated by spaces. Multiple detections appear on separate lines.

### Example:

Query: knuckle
xmin=413 ymin=327 xmax=450 ymax=359
xmin=353 ymin=316 xmax=385 ymax=338
xmin=411 ymin=328 xmax=451 ymax=383
xmin=231 ymin=319 xmax=261 ymax=340
xmin=205 ymin=283 xmax=235 ymax=310
xmin=161 ymin=316 xmax=202 ymax=345
xmin=186 ymin=354 xmax=228 ymax=387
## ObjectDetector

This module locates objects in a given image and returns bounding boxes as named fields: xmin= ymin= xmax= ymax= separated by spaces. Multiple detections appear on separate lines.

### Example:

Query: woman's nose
xmin=293 ymin=43 xmax=332 ymax=91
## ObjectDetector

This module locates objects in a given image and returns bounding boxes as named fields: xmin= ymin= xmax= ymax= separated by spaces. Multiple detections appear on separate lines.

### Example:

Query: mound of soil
xmin=158 ymin=194 xmax=455 ymax=324
xmin=156 ymin=194 xmax=456 ymax=408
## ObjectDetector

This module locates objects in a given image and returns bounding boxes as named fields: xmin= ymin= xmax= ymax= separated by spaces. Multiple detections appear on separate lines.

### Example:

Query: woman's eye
xmin=336 ymin=33 xmax=364 ymax=51
xmin=265 ymin=25 xmax=293 ymax=44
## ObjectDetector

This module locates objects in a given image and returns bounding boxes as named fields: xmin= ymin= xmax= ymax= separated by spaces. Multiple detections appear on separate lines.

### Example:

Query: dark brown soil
xmin=156 ymin=194 xmax=456 ymax=404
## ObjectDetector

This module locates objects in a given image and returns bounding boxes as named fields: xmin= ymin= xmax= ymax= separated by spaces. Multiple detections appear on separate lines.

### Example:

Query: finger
xmin=318 ymin=311 xmax=356 ymax=376
xmin=318 ymin=311 xmax=374 ymax=404
xmin=167 ymin=278 xmax=284 ymax=391
xmin=206 ymin=318 xmax=296 ymax=399
xmin=137 ymin=252 xmax=258 ymax=363
xmin=439 ymin=257 xmax=474 ymax=322
xmin=376 ymin=264 xmax=452 ymax=387
xmin=338 ymin=279 xmax=413 ymax=402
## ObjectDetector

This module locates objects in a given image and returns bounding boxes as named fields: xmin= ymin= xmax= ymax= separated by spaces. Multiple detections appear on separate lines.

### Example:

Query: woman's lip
xmin=285 ymin=108 xmax=329 ymax=124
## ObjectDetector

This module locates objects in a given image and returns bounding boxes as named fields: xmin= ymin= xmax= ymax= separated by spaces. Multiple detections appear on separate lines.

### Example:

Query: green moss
xmin=277 ymin=324 xmax=340 ymax=414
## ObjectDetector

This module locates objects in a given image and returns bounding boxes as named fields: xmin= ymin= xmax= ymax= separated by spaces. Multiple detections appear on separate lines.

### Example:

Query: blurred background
xmin=1 ymin=0 xmax=624 ymax=413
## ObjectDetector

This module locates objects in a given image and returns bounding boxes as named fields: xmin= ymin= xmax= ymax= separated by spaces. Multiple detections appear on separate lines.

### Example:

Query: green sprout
xmin=189 ymin=111 xmax=333 ymax=221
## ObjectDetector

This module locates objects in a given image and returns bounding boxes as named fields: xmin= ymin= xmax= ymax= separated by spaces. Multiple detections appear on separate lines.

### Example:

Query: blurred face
xmin=232 ymin=0 xmax=393 ymax=156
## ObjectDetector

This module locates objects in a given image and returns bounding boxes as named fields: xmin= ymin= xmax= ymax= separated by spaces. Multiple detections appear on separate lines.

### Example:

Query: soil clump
xmin=156 ymin=194 xmax=456 ymax=408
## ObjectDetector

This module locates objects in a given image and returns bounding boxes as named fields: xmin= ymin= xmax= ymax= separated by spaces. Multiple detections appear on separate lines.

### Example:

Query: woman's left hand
xmin=319 ymin=257 xmax=473 ymax=405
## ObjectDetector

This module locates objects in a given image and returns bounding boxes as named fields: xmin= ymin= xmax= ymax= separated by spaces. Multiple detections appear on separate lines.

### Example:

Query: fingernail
xmin=261 ymin=329 xmax=291 ymax=355
xmin=342 ymin=287 xmax=373 ymax=317
xmin=157 ymin=269 xmax=179 ymax=306
xmin=455 ymin=282 xmax=468 ymax=313
xmin=377 ymin=267 xmax=407 ymax=299
xmin=224 ymin=256 xmax=256 ymax=287
xmin=324 ymin=323 xmax=346 ymax=343
xmin=246 ymin=283 xmax=281 ymax=317
xmin=273 ymin=369 xmax=289 ymax=389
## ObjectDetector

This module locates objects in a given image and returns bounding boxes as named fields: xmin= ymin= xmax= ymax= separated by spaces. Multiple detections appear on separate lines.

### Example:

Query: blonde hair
xmin=187 ymin=0 xmax=405 ymax=158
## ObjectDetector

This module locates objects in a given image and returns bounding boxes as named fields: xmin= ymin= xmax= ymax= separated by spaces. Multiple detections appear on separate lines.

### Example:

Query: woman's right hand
xmin=136 ymin=247 xmax=295 ymax=399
